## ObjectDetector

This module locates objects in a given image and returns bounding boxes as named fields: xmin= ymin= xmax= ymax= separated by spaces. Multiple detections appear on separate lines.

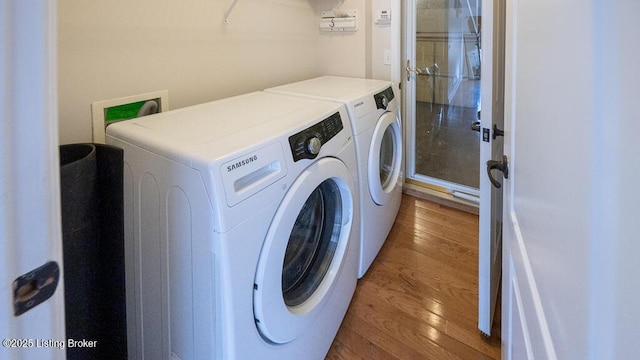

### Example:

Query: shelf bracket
xmin=223 ymin=0 xmax=240 ymax=24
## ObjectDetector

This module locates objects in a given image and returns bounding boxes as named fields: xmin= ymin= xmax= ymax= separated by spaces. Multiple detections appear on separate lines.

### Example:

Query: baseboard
xmin=402 ymin=182 xmax=479 ymax=215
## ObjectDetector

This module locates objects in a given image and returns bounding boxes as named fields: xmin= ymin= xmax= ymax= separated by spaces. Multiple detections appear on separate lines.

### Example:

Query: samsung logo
xmin=227 ymin=155 xmax=257 ymax=172
xmin=354 ymin=101 xmax=364 ymax=107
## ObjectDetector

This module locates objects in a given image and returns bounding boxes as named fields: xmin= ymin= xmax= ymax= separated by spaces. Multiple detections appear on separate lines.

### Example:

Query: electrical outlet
xmin=91 ymin=90 xmax=169 ymax=143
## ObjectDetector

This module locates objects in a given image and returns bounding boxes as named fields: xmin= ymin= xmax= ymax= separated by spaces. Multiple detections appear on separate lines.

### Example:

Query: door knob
xmin=486 ymin=155 xmax=509 ymax=189
xmin=471 ymin=121 xmax=481 ymax=132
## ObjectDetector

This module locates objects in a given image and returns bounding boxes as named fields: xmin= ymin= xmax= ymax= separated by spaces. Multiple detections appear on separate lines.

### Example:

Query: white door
xmin=501 ymin=0 xmax=640 ymax=358
xmin=478 ymin=0 xmax=506 ymax=335
xmin=0 ymin=1 xmax=66 ymax=359
xmin=404 ymin=0 xmax=503 ymax=335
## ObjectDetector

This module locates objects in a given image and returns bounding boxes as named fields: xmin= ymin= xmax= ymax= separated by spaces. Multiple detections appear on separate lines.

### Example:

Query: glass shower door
xmin=410 ymin=0 xmax=482 ymax=192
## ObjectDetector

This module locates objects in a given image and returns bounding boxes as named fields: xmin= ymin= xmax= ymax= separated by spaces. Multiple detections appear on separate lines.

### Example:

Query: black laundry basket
xmin=59 ymin=143 xmax=126 ymax=360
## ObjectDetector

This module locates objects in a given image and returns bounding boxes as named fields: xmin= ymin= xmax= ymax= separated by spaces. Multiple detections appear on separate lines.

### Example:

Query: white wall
xmin=370 ymin=0 xmax=393 ymax=80
xmin=314 ymin=0 xmax=367 ymax=78
xmin=589 ymin=1 xmax=640 ymax=358
xmin=58 ymin=0 xmax=393 ymax=144
xmin=313 ymin=0 xmax=393 ymax=80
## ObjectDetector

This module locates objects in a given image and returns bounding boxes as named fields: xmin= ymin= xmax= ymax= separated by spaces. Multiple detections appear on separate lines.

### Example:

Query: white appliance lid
xmin=106 ymin=92 xmax=345 ymax=165
xmin=267 ymin=76 xmax=392 ymax=102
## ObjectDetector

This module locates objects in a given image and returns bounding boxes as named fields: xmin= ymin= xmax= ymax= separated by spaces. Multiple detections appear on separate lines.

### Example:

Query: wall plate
xmin=91 ymin=90 xmax=169 ymax=143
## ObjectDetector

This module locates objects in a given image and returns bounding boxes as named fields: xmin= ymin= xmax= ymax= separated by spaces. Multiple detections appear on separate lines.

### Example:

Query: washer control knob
xmin=306 ymin=137 xmax=322 ymax=155
xmin=381 ymin=95 xmax=389 ymax=109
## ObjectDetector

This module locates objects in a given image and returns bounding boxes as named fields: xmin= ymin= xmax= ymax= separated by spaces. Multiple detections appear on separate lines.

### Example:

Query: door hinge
xmin=13 ymin=261 xmax=60 ymax=316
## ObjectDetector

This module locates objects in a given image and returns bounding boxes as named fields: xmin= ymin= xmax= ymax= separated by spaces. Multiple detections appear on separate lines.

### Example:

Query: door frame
xmin=478 ymin=0 xmax=505 ymax=335
xmin=401 ymin=0 xmax=482 ymax=201
xmin=0 ymin=1 xmax=66 ymax=358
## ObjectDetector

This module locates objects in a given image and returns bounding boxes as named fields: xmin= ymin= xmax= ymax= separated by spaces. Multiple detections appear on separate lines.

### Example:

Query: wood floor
xmin=326 ymin=194 xmax=501 ymax=359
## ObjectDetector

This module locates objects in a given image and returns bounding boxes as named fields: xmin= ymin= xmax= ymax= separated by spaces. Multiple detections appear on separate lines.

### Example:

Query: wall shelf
xmin=320 ymin=10 xmax=358 ymax=32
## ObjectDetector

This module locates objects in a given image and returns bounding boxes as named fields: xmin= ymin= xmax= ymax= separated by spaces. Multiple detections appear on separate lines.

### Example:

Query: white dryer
xmin=106 ymin=92 xmax=359 ymax=359
xmin=266 ymin=76 xmax=403 ymax=278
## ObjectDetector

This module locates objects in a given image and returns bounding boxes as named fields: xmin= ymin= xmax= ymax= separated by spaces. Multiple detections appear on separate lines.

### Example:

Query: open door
xmin=498 ymin=0 xmax=640 ymax=358
xmin=0 ymin=1 xmax=66 ymax=358
xmin=478 ymin=0 xmax=506 ymax=336
xmin=404 ymin=0 xmax=503 ymax=335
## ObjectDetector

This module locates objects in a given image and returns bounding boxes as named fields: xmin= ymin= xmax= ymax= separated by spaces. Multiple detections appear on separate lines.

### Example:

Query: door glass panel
xmin=282 ymin=179 xmax=342 ymax=307
xmin=414 ymin=0 xmax=481 ymax=189
xmin=379 ymin=125 xmax=396 ymax=189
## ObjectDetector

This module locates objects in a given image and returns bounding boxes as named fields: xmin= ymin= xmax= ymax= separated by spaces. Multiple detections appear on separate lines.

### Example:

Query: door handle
xmin=492 ymin=124 xmax=504 ymax=139
xmin=13 ymin=261 xmax=60 ymax=316
xmin=486 ymin=155 xmax=509 ymax=189
xmin=406 ymin=60 xmax=421 ymax=81
xmin=471 ymin=121 xmax=481 ymax=132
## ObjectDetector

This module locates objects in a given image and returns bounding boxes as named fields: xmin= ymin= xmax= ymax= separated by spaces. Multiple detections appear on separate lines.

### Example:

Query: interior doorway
xmin=406 ymin=0 xmax=482 ymax=198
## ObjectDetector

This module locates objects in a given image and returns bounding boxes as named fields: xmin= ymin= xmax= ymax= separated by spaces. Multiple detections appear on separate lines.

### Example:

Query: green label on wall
xmin=104 ymin=101 xmax=146 ymax=124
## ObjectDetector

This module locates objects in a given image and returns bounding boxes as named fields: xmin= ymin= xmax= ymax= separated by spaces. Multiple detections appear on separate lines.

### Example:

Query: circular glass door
xmin=282 ymin=179 xmax=342 ymax=307
xmin=369 ymin=111 xmax=402 ymax=205
xmin=379 ymin=125 xmax=396 ymax=189
xmin=253 ymin=158 xmax=354 ymax=344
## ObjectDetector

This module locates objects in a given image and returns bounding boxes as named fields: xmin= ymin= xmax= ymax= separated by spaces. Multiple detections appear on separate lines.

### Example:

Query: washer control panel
xmin=288 ymin=112 xmax=343 ymax=162
xmin=374 ymin=86 xmax=395 ymax=110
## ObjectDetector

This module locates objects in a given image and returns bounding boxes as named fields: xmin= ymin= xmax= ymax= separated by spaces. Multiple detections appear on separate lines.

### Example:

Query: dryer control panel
xmin=374 ymin=86 xmax=395 ymax=110
xmin=288 ymin=112 xmax=343 ymax=162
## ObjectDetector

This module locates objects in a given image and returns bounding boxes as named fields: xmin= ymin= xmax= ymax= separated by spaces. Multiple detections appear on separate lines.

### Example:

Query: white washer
xmin=266 ymin=76 xmax=403 ymax=278
xmin=106 ymin=92 xmax=359 ymax=360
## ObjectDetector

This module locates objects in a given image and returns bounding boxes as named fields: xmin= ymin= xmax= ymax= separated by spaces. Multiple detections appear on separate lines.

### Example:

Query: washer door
xmin=368 ymin=111 xmax=402 ymax=205
xmin=253 ymin=157 xmax=354 ymax=344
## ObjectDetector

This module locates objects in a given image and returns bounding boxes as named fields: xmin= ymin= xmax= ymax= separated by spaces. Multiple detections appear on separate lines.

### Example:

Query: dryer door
xmin=368 ymin=111 xmax=402 ymax=205
xmin=253 ymin=157 xmax=354 ymax=344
